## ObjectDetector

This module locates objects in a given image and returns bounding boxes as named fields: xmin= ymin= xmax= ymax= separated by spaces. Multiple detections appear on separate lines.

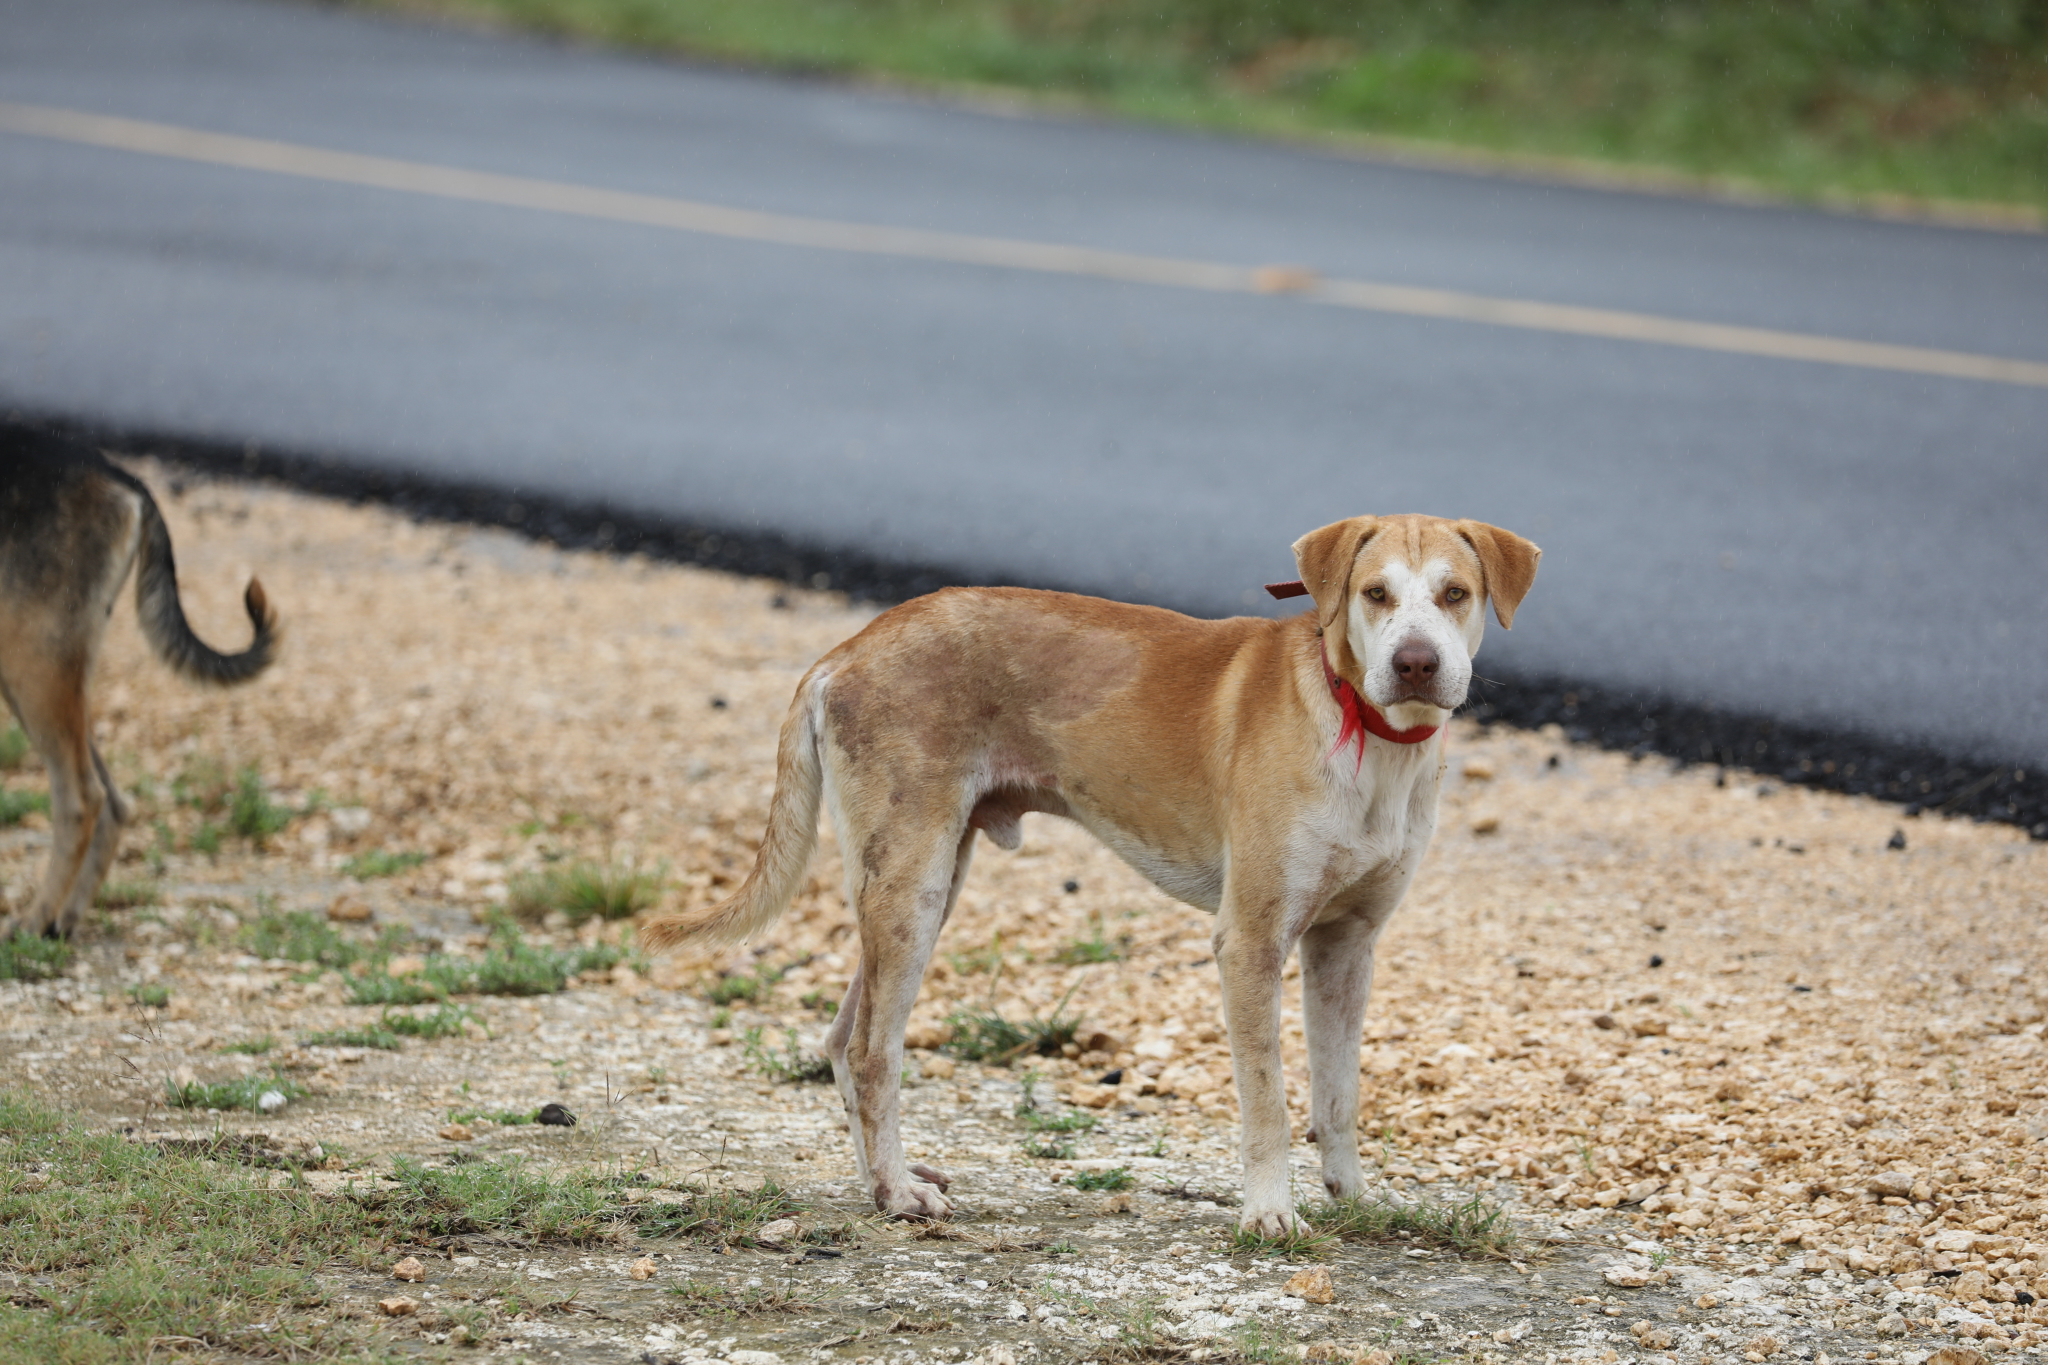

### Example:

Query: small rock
xmin=727 ymin=1352 xmax=781 ymax=1365
xmin=1101 ymin=1193 xmax=1134 ymax=1215
xmin=327 ymin=895 xmax=373 ymax=923
xmin=537 ymin=1103 xmax=576 ymax=1127
xmin=1462 ymin=760 xmax=1494 ymax=781
xmin=1603 ymin=1265 xmax=1654 ymax=1288
xmin=438 ymin=1123 xmax=473 ymax=1142
xmin=1283 ymin=1265 xmax=1336 ymax=1305
xmin=753 ymin=1218 xmax=800 ymax=1247
xmin=1631 ymin=1321 xmax=1676 ymax=1349
xmin=378 ymin=1296 xmax=418 ymax=1317
xmin=1951 ymin=1269 xmax=1992 ymax=1299
xmin=257 ymin=1090 xmax=288 ymax=1114
xmin=629 ymin=1256 xmax=658 ymax=1280
xmin=385 ymin=954 xmax=426 ymax=977
xmin=392 ymin=1256 xmax=426 ymax=1282
xmin=1925 ymin=1350 xmax=1988 ymax=1365
xmin=447 ymin=1324 xmax=475 ymax=1346
xmin=1591 ymin=1012 xmax=1618 ymax=1030
xmin=921 ymin=1055 xmax=956 ymax=1080
xmin=1887 ymin=828 xmax=1907 ymax=851
xmin=708 ymin=1028 xmax=734 ymax=1046
xmin=1469 ymin=815 xmax=1500 ymax=835
xmin=1744 ymin=1333 xmax=1783 ymax=1359
xmin=1875 ymin=1312 xmax=1908 ymax=1337
xmin=1866 ymin=1170 xmax=1917 ymax=1198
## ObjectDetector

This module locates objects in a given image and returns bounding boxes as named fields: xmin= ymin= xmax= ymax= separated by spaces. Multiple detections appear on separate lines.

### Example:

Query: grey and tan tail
xmin=133 ymin=490 xmax=277 ymax=685
xmin=640 ymin=675 xmax=826 ymax=952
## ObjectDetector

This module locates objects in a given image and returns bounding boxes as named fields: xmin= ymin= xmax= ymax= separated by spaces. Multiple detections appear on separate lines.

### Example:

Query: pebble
xmin=1283 ymin=1266 xmax=1336 ymax=1305
xmin=629 ymin=1256 xmax=658 ymax=1280
xmin=377 ymin=1296 xmax=417 ymax=1317
xmin=391 ymin=1256 xmax=425 ymax=1283
xmin=437 ymin=1123 xmax=473 ymax=1142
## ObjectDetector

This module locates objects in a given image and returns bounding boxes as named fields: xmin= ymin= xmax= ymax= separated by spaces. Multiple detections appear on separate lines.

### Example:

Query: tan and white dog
xmin=643 ymin=514 xmax=1537 ymax=1235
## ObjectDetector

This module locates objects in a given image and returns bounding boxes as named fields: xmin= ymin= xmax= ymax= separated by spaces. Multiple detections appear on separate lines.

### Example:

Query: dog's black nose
xmin=1393 ymin=642 xmax=1439 ymax=685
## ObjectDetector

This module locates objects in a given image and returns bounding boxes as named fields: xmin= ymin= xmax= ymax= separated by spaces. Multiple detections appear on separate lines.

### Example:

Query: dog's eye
xmin=1365 ymin=586 xmax=1386 ymax=602
xmin=1445 ymin=587 xmax=1467 ymax=602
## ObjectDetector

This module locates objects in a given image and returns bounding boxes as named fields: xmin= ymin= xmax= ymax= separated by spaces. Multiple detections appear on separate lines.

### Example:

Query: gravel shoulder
xmin=2 ymin=464 xmax=2045 ymax=1364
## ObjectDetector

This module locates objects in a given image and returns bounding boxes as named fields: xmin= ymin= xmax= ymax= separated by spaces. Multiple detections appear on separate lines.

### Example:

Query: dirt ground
xmin=3 ymin=461 xmax=2047 ymax=1365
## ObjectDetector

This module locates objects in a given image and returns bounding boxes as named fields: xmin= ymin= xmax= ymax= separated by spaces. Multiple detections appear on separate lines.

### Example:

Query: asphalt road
xmin=4 ymin=0 xmax=2047 ymax=777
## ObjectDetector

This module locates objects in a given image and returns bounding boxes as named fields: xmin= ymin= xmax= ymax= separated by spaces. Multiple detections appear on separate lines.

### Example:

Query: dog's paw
xmin=908 ymin=1162 xmax=953 ymax=1192
xmin=874 ymin=1176 xmax=953 ymax=1223
xmin=1237 ymin=1206 xmax=1309 ymax=1240
xmin=1320 ymin=1169 xmax=1365 ymax=1201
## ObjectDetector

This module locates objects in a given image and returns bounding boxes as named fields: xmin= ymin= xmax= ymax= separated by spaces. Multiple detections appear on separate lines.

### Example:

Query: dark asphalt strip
xmin=23 ymin=408 xmax=2044 ymax=845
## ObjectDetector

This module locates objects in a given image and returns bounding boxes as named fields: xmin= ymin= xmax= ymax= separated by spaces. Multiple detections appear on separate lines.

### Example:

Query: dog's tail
xmin=132 ymin=486 xmax=278 ymax=685
xmin=640 ymin=672 xmax=826 ymax=952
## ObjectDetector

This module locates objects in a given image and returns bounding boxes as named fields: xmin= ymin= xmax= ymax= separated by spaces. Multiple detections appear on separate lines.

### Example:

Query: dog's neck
xmin=1317 ymin=640 xmax=1439 ymax=770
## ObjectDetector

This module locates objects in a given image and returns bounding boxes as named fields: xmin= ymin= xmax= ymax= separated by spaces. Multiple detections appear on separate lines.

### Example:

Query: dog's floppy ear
xmin=1290 ymin=516 xmax=1379 ymax=662
xmin=1455 ymin=521 xmax=1541 ymax=629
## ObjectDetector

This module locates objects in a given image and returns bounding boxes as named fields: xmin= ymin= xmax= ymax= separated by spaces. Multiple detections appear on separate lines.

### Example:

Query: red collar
xmin=1318 ymin=641 xmax=1440 ymax=767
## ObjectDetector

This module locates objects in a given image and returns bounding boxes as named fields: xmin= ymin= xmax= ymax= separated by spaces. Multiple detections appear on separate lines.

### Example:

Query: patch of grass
xmin=227 ymin=765 xmax=294 ymax=841
xmin=509 ymin=856 xmax=665 ymax=924
xmin=706 ymin=960 xmax=785 ymax=1006
xmin=163 ymin=1071 xmax=306 ymax=1113
xmin=128 ymin=982 xmax=171 ymax=1009
xmin=240 ymin=907 xmax=387 ymax=972
xmin=299 ymin=1026 xmax=403 ymax=1050
xmin=339 ymin=847 xmax=427 ymax=879
xmin=798 ymin=989 xmax=840 ymax=1018
xmin=631 ymin=1179 xmax=852 ymax=1249
xmin=1229 ymin=1219 xmax=1338 ymax=1259
xmin=370 ymin=1155 xmax=619 ymax=1241
xmin=0 ymin=785 xmax=49 ymax=827
xmin=217 ymin=1035 xmax=277 ymax=1056
xmin=741 ymin=1026 xmax=835 ymax=1084
xmin=189 ymin=820 xmax=223 ymax=857
xmin=345 ymin=920 xmax=629 ymax=1003
xmin=0 ymin=933 xmax=72 ymax=982
xmin=1303 ymin=1190 xmax=1519 ymax=1258
xmin=1025 ymin=1109 xmax=1098 ymax=1135
xmin=94 ymin=877 xmax=161 ymax=909
xmin=1068 ymin=1166 xmax=1133 ymax=1191
xmin=351 ymin=0 xmax=2048 ymax=216
xmin=1052 ymin=915 xmax=1127 ymax=965
xmin=171 ymin=752 xmax=232 ymax=811
xmin=0 ymin=723 xmax=28 ymax=769
xmin=0 ymin=1092 xmax=390 ymax=1361
xmin=944 ymin=993 xmax=1080 ymax=1063
xmin=1023 ymin=1135 xmax=1076 ymax=1160
xmin=381 ymin=1003 xmax=478 ymax=1038
xmin=447 ymin=1106 xmax=537 ymax=1126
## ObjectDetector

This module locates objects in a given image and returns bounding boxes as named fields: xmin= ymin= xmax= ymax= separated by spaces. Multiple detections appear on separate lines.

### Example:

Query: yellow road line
xmin=5 ymin=100 xmax=2045 ymax=390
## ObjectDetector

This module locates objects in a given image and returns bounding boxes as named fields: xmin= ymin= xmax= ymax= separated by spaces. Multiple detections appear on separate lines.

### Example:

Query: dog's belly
xmin=1065 ymin=808 xmax=1225 ymax=913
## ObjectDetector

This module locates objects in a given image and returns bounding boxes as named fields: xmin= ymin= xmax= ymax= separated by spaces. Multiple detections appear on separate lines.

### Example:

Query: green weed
xmin=94 ymin=877 xmax=161 ymax=909
xmin=340 ymin=847 xmax=427 ymax=879
xmin=164 ymin=1072 xmax=306 ymax=1113
xmin=630 ymin=1179 xmax=851 ymax=1249
xmin=1052 ymin=915 xmax=1127 ymax=965
xmin=346 ymin=921 xmax=628 ymax=1003
xmin=741 ymin=1026 xmax=835 ymax=1084
xmin=300 ymin=1026 xmax=403 ymax=1050
xmin=217 ymin=1035 xmax=277 ymax=1056
xmin=508 ymin=856 xmax=665 ymax=923
xmin=1025 ymin=1110 xmax=1098 ymax=1135
xmin=706 ymin=961 xmax=785 ymax=1006
xmin=446 ymin=1106 xmax=537 ymax=1126
xmin=128 ymin=983 xmax=171 ymax=1009
xmin=1302 ymin=1190 xmax=1519 ymax=1258
xmin=1068 ymin=1166 xmax=1133 ymax=1191
xmin=189 ymin=821 xmax=223 ymax=857
xmin=0 ymin=934 xmax=72 ymax=982
xmin=240 ymin=908 xmax=385 ymax=972
xmin=0 ymin=785 xmax=49 ymax=827
xmin=380 ymin=1003 xmax=478 ymax=1038
xmin=799 ymin=989 xmax=840 ymax=1018
xmin=0 ymin=723 xmax=28 ymax=769
xmin=1023 ymin=1136 xmax=1076 ymax=1160
xmin=945 ymin=993 xmax=1079 ymax=1063
xmin=228 ymin=766 xmax=294 ymax=841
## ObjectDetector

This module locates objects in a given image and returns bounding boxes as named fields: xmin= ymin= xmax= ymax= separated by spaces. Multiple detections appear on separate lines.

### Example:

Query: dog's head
xmin=1291 ymin=514 xmax=1540 ymax=728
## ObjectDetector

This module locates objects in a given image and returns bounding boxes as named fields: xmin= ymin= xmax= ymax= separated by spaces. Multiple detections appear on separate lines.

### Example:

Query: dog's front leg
xmin=1215 ymin=887 xmax=1307 ymax=1238
xmin=1299 ymin=912 xmax=1383 ymax=1200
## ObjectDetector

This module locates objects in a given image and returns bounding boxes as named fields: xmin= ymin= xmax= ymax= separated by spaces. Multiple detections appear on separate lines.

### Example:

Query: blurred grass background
xmin=360 ymin=0 xmax=2048 ymax=218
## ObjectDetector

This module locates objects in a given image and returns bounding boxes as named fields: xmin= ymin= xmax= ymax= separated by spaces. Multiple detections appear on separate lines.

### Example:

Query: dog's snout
xmin=1392 ymin=642 xmax=1439 ymax=686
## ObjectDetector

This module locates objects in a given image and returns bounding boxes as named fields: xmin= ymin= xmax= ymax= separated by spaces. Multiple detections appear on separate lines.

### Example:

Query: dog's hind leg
xmin=52 ymin=741 xmax=128 ymax=938
xmin=0 ymin=653 xmax=101 ymax=940
xmin=833 ymin=817 xmax=974 ymax=1221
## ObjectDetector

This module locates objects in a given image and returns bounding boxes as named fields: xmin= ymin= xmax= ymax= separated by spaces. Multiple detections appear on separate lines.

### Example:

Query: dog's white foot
xmin=908 ymin=1162 xmax=953 ymax=1192
xmin=874 ymin=1175 xmax=953 ymax=1222
xmin=1321 ymin=1168 xmax=1365 ymax=1201
xmin=1237 ymin=1205 xmax=1309 ymax=1240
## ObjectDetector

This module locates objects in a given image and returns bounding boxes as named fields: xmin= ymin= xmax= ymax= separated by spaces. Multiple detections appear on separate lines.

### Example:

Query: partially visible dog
xmin=644 ymin=513 xmax=1538 ymax=1235
xmin=0 ymin=422 xmax=278 ymax=939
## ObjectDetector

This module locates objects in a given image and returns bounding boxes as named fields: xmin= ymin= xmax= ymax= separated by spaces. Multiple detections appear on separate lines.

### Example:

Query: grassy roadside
xmin=352 ymin=0 xmax=2048 ymax=222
